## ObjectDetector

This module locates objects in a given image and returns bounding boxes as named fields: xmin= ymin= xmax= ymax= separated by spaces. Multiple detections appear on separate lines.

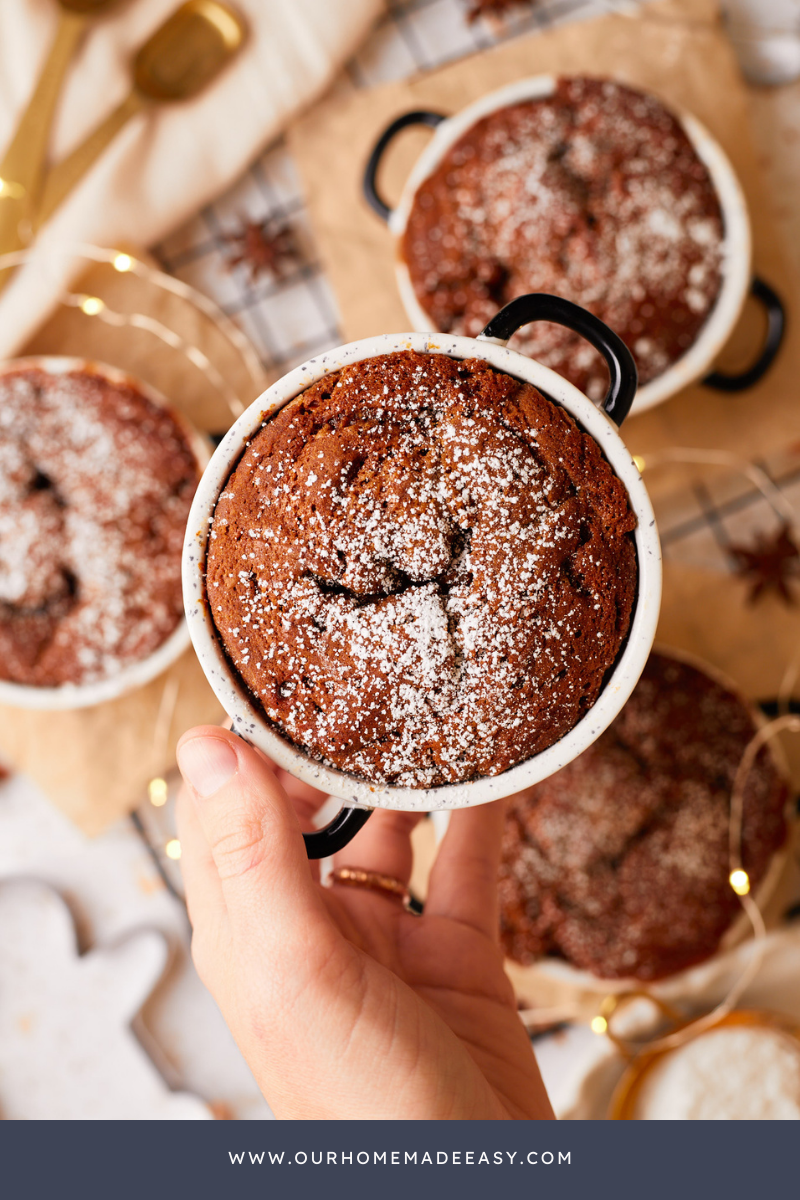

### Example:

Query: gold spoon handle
xmin=33 ymin=90 xmax=145 ymax=231
xmin=0 ymin=9 xmax=87 ymax=255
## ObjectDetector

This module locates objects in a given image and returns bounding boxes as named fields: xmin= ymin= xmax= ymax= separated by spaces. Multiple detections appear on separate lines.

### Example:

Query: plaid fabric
xmin=155 ymin=0 xmax=632 ymax=379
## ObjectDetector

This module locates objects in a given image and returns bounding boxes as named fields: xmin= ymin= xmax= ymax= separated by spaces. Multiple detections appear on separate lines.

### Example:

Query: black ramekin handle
xmin=363 ymin=110 xmax=446 ymax=222
xmin=479 ymin=293 xmax=638 ymax=426
xmin=703 ymin=277 xmax=785 ymax=393
xmin=757 ymin=698 xmax=800 ymax=720
xmin=231 ymin=728 xmax=374 ymax=859
xmin=303 ymin=806 xmax=373 ymax=859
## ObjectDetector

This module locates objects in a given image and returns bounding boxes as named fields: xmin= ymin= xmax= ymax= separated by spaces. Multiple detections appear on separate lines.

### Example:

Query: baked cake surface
xmin=499 ymin=651 xmax=789 ymax=980
xmin=207 ymin=350 xmax=637 ymax=787
xmin=0 ymin=367 xmax=199 ymax=687
xmin=402 ymin=77 xmax=724 ymax=401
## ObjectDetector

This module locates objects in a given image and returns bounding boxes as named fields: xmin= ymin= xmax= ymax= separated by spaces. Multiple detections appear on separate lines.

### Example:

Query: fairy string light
xmin=0 ymin=241 xmax=267 ymax=418
xmin=633 ymin=446 xmax=797 ymax=525
xmin=64 ymin=290 xmax=244 ymax=419
xmin=71 ymin=242 xmax=265 ymax=397
xmin=778 ymin=646 xmax=800 ymax=717
xmin=592 ymin=448 xmax=800 ymax=1058
xmin=147 ymin=674 xmax=181 ymax=813
xmin=0 ymin=178 xmax=25 ymax=199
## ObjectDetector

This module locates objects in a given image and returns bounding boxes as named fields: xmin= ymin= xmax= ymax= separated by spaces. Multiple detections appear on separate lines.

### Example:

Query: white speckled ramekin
xmin=382 ymin=76 xmax=751 ymax=417
xmin=183 ymin=330 xmax=662 ymax=812
xmin=0 ymin=357 xmax=209 ymax=712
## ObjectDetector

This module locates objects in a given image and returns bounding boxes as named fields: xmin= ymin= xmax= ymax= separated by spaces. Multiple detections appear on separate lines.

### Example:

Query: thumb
xmin=176 ymin=727 xmax=329 ymax=952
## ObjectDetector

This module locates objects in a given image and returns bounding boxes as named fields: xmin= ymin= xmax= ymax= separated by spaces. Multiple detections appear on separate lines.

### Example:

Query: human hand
xmin=176 ymin=727 xmax=553 ymax=1120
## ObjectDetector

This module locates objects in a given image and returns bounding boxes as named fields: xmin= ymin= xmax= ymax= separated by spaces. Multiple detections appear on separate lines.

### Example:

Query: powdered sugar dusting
xmin=208 ymin=350 xmax=637 ymax=788
xmin=403 ymin=78 xmax=724 ymax=402
xmin=499 ymin=651 xmax=788 ymax=980
xmin=0 ymin=368 xmax=200 ymax=686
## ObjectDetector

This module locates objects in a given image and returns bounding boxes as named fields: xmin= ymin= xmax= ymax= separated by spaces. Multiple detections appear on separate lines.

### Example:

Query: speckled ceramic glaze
xmin=384 ymin=76 xmax=752 ymax=416
xmin=184 ymin=330 xmax=661 ymax=811
xmin=0 ymin=357 xmax=208 ymax=712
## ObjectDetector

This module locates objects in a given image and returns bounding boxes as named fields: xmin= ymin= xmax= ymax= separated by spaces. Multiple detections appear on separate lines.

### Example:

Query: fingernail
xmin=178 ymin=736 xmax=238 ymax=798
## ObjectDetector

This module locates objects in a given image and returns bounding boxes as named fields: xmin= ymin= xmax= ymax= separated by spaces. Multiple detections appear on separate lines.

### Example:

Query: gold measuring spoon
xmin=0 ymin=0 xmax=121 ymax=258
xmin=33 ymin=1 xmax=246 ymax=233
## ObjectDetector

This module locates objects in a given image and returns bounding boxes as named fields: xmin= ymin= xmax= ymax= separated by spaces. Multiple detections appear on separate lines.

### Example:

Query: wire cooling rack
xmin=154 ymin=0 xmax=636 ymax=380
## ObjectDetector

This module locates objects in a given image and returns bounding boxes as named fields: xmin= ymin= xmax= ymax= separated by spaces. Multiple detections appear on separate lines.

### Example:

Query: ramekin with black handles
xmin=363 ymin=77 xmax=785 ymax=414
xmin=183 ymin=294 xmax=662 ymax=857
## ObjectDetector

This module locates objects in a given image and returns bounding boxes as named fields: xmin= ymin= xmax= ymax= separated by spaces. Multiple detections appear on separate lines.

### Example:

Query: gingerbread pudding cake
xmin=206 ymin=350 xmax=637 ymax=788
xmin=499 ymin=651 xmax=789 ymax=981
xmin=402 ymin=78 xmax=725 ymax=401
xmin=0 ymin=366 xmax=200 ymax=688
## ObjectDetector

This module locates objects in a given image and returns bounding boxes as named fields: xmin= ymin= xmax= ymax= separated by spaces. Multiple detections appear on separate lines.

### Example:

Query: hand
xmin=176 ymin=727 xmax=553 ymax=1120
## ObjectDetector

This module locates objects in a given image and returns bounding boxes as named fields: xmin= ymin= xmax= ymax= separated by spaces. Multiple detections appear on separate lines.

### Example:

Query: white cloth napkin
xmin=0 ymin=0 xmax=382 ymax=357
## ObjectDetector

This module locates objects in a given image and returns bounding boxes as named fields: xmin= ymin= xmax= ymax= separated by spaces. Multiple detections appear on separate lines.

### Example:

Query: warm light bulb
xmin=590 ymin=1015 xmax=608 ymax=1035
xmin=148 ymin=777 xmax=168 ymax=807
xmin=80 ymin=296 xmax=104 ymax=316
xmin=0 ymin=177 xmax=24 ymax=198
xmin=729 ymin=868 xmax=750 ymax=896
xmin=113 ymin=253 xmax=133 ymax=273
xmin=165 ymin=838 xmax=181 ymax=860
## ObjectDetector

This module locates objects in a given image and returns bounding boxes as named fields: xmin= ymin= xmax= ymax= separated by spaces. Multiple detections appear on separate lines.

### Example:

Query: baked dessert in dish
xmin=499 ymin=650 xmax=789 ymax=981
xmin=401 ymin=77 xmax=725 ymax=401
xmin=0 ymin=365 xmax=200 ymax=688
xmin=206 ymin=349 xmax=637 ymax=788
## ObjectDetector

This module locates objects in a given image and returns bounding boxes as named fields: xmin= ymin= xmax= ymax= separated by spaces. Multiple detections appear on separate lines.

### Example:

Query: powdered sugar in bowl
xmin=184 ymin=295 xmax=661 ymax=856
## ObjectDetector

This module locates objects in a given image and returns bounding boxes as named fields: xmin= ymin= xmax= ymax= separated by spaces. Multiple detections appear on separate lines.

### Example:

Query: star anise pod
xmin=728 ymin=523 xmax=800 ymax=605
xmin=223 ymin=218 xmax=300 ymax=284
xmin=467 ymin=0 xmax=537 ymax=21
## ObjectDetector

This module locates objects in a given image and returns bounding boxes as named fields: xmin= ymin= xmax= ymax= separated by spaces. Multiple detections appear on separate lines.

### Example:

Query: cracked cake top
xmin=499 ymin=651 xmax=789 ymax=980
xmin=206 ymin=350 xmax=637 ymax=787
xmin=0 ymin=366 xmax=200 ymax=688
xmin=401 ymin=77 xmax=724 ymax=403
